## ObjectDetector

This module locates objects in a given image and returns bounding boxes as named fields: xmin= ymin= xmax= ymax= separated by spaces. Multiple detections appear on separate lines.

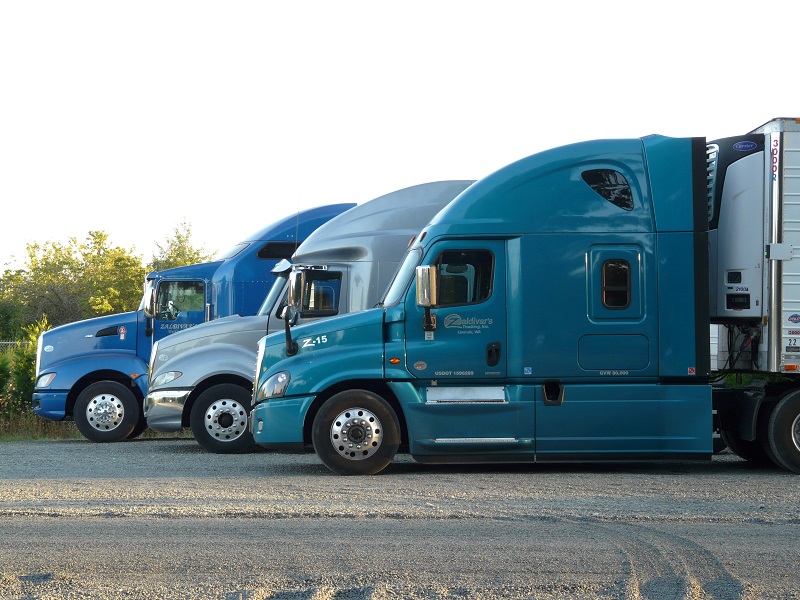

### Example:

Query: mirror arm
xmin=284 ymin=310 xmax=298 ymax=356
xmin=423 ymin=308 xmax=436 ymax=331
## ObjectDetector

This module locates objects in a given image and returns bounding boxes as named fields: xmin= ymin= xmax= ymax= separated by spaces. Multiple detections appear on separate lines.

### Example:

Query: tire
xmin=767 ymin=391 xmax=800 ymax=474
xmin=126 ymin=415 xmax=149 ymax=440
xmin=720 ymin=428 xmax=773 ymax=466
xmin=74 ymin=381 xmax=139 ymax=442
xmin=311 ymin=390 xmax=400 ymax=475
xmin=190 ymin=384 xmax=254 ymax=454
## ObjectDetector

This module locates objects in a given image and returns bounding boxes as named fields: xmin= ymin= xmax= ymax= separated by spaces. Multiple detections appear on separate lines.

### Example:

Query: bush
xmin=0 ymin=318 xmax=48 ymax=437
xmin=0 ymin=347 xmax=11 ymax=405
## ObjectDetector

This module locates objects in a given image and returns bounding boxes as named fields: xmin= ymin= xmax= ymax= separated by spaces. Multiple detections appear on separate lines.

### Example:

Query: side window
xmin=602 ymin=260 xmax=631 ymax=309
xmin=257 ymin=241 xmax=299 ymax=260
xmin=433 ymin=250 xmax=493 ymax=306
xmin=582 ymin=169 xmax=634 ymax=211
xmin=155 ymin=281 xmax=205 ymax=320
xmin=299 ymin=272 xmax=342 ymax=314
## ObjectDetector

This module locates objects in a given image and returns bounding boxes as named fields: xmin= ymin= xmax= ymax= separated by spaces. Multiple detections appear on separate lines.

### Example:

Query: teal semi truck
xmin=249 ymin=118 xmax=800 ymax=475
xmin=32 ymin=204 xmax=353 ymax=443
xmin=143 ymin=181 xmax=473 ymax=453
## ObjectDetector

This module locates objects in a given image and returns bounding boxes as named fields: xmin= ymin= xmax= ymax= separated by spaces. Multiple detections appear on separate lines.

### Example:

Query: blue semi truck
xmin=249 ymin=118 xmax=800 ymax=475
xmin=32 ymin=203 xmax=354 ymax=443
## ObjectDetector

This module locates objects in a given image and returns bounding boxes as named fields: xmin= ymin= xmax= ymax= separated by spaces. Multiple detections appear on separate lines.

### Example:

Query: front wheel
xmin=190 ymin=384 xmax=254 ymax=454
xmin=768 ymin=391 xmax=800 ymax=474
xmin=312 ymin=390 xmax=400 ymax=475
xmin=74 ymin=381 xmax=139 ymax=442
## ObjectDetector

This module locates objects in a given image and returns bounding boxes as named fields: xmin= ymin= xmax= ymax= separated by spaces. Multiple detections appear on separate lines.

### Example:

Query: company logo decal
xmin=119 ymin=326 xmax=126 ymax=341
xmin=732 ymin=141 xmax=758 ymax=152
xmin=44 ymin=345 xmax=54 ymax=353
xmin=789 ymin=314 xmax=800 ymax=324
xmin=443 ymin=314 xmax=493 ymax=335
xmin=413 ymin=361 xmax=427 ymax=371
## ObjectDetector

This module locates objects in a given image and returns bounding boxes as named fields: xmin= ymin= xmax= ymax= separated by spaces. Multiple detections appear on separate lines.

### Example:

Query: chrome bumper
xmin=143 ymin=389 xmax=191 ymax=432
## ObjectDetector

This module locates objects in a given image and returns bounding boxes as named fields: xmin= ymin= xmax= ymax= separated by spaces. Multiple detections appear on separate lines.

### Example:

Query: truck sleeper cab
xmin=250 ymin=134 xmax=715 ymax=475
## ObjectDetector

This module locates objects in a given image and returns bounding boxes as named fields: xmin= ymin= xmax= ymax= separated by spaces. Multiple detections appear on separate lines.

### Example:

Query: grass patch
xmin=0 ymin=411 xmax=195 ymax=442
xmin=0 ymin=412 xmax=82 ymax=441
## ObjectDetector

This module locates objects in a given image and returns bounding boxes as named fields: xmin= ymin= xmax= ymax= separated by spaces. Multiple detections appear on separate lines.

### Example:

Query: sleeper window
xmin=582 ymin=169 xmax=634 ymax=211
xmin=602 ymin=259 xmax=631 ymax=309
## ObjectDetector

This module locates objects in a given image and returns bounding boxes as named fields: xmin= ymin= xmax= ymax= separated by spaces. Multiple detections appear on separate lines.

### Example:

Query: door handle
xmin=486 ymin=342 xmax=501 ymax=367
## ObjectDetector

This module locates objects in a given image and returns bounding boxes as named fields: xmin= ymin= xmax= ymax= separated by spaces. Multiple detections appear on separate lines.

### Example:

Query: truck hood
xmin=258 ymin=307 xmax=385 ymax=383
xmin=155 ymin=314 xmax=268 ymax=352
xmin=38 ymin=312 xmax=139 ymax=370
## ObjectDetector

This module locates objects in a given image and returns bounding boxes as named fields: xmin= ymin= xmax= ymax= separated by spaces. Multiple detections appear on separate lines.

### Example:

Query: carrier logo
xmin=443 ymin=314 xmax=494 ymax=329
xmin=413 ymin=361 xmax=427 ymax=371
xmin=789 ymin=314 xmax=800 ymax=324
xmin=733 ymin=141 xmax=757 ymax=152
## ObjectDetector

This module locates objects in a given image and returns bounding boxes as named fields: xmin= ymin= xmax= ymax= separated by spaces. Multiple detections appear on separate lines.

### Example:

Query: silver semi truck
xmin=143 ymin=180 xmax=474 ymax=452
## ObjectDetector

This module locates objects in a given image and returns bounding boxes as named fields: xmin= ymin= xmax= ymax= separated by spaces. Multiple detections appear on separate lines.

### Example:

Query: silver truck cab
xmin=143 ymin=180 xmax=474 ymax=453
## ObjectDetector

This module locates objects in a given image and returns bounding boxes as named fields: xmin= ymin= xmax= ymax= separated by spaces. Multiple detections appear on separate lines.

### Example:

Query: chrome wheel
xmin=86 ymin=393 xmax=125 ymax=432
xmin=329 ymin=407 xmax=383 ymax=461
xmin=204 ymin=399 xmax=247 ymax=442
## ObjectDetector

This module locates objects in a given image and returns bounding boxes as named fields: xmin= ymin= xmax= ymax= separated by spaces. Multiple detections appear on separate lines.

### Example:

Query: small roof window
xmin=581 ymin=169 xmax=634 ymax=211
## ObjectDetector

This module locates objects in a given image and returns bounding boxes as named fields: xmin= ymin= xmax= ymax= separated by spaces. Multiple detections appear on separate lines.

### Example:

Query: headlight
xmin=152 ymin=371 xmax=182 ymax=388
xmin=255 ymin=371 xmax=290 ymax=404
xmin=36 ymin=373 xmax=56 ymax=388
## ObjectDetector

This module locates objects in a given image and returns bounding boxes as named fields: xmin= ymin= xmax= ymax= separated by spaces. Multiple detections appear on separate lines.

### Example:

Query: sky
xmin=1 ymin=1 xmax=797 ymax=270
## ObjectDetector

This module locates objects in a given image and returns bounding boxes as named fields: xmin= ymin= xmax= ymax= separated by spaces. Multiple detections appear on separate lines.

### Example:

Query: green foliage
xmin=149 ymin=219 xmax=215 ymax=272
xmin=0 ymin=318 xmax=48 ymax=424
xmin=1 ymin=231 xmax=147 ymax=328
xmin=0 ymin=349 xmax=10 ymax=402
xmin=0 ymin=298 xmax=23 ymax=340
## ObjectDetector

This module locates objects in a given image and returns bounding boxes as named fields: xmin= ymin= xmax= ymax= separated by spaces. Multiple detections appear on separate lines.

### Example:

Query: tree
xmin=148 ymin=219 xmax=215 ymax=272
xmin=0 ymin=232 xmax=146 ymax=329
xmin=0 ymin=297 xmax=23 ymax=340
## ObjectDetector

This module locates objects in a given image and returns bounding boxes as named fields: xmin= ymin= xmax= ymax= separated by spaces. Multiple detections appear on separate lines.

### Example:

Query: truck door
xmin=152 ymin=280 xmax=207 ymax=342
xmin=405 ymin=241 xmax=507 ymax=380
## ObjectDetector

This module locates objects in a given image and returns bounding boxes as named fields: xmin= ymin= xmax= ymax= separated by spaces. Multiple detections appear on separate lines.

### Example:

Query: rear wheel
xmin=312 ymin=390 xmax=400 ymax=475
xmin=767 ymin=391 xmax=800 ymax=474
xmin=719 ymin=429 xmax=773 ymax=466
xmin=190 ymin=384 xmax=254 ymax=454
xmin=74 ymin=381 xmax=139 ymax=442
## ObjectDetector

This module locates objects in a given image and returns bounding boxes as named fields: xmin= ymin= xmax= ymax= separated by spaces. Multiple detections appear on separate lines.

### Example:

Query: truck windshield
xmin=257 ymin=273 xmax=289 ymax=316
xmin=381 ymin=248 xmax=422 ymax=307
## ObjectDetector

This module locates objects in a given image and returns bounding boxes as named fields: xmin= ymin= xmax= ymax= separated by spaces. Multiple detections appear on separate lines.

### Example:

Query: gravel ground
xmin=0 ymin=439 xmax=798 ymax=599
